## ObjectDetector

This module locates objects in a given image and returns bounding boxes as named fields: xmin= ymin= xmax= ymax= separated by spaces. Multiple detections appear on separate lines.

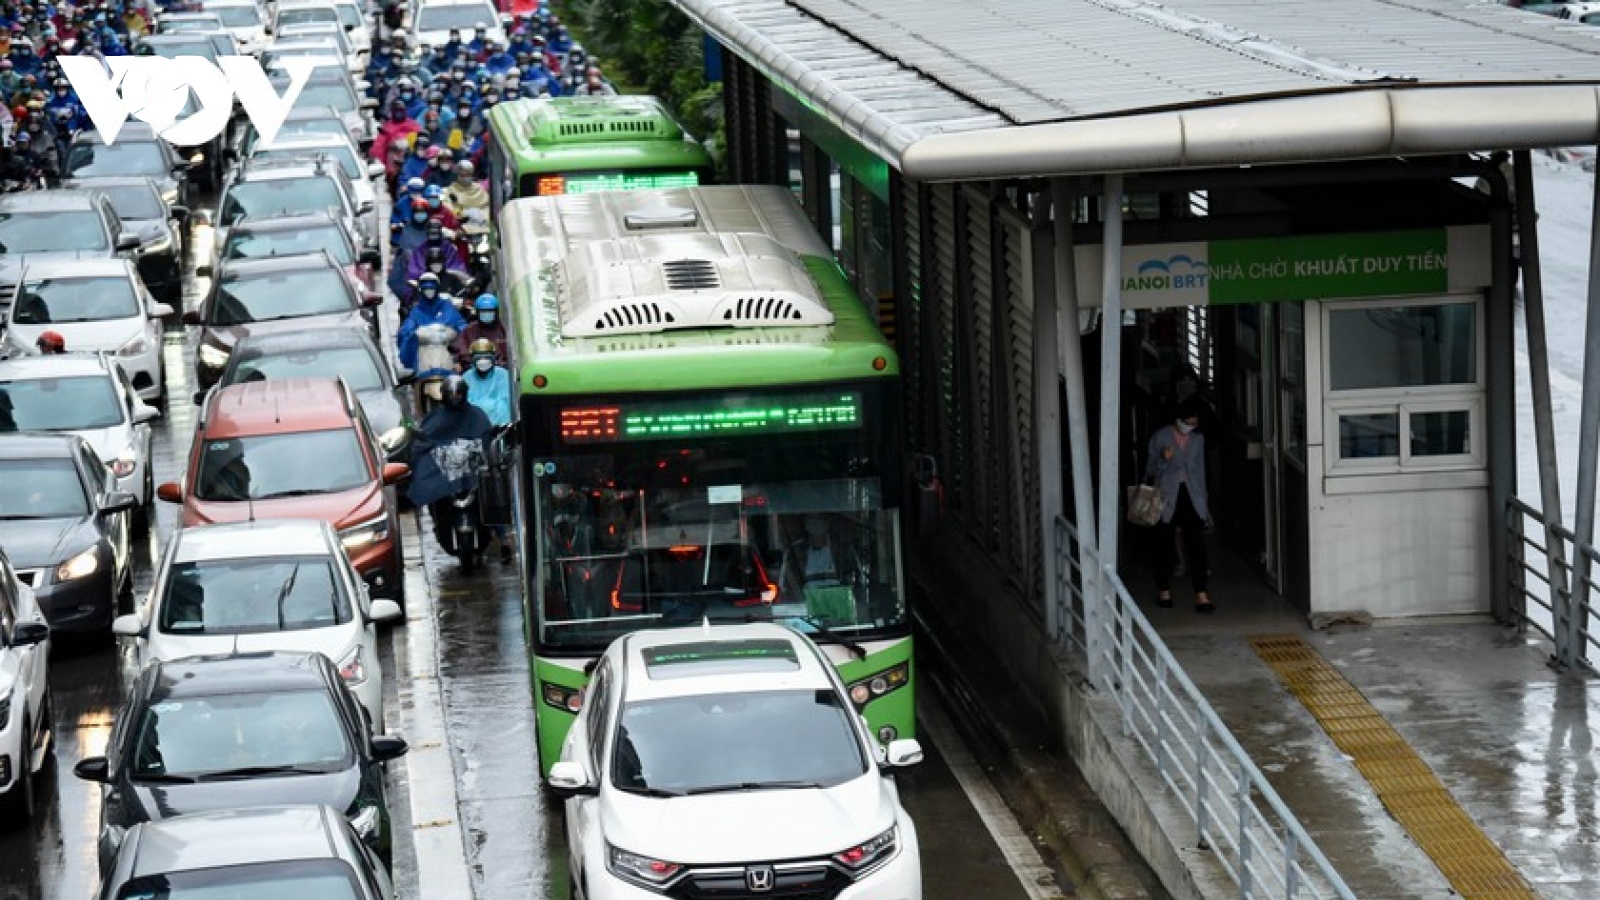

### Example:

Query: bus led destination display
xmin=561 ymin=391 xmax=863 ymax=443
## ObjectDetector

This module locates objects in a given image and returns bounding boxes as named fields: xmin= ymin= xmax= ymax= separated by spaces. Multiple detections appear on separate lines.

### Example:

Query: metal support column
xmin=1054 ymin=179 xmax=1098 ymax=655
xmin=1571 ymin=145 xmax=1600 ymax=665
xmin=1094 ymin=175 xmax=1126 ymax=690
xmin=1513 ymin=151 xmax=1572 ymax=658
xmin=1034 ymin=195 xmax=1064 ymax=644
xmin=1486 ymin=169 xmax=1517 ymax=624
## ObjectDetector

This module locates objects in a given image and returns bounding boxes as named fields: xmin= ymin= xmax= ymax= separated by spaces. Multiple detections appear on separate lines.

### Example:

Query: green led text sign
xmin=560 ymin=391 xmax=863 ymax=444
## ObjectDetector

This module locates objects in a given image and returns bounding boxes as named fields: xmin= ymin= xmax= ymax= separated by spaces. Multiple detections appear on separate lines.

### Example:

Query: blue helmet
xmin=474 ymin=293 xmax=499 ymax=311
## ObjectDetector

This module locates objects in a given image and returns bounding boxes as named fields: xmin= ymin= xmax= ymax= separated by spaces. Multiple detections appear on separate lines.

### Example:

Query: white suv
xmin=548 ymin=623 xmax=924 ymax=900
xmin=0 ymin=546 xmax=53 ymax=829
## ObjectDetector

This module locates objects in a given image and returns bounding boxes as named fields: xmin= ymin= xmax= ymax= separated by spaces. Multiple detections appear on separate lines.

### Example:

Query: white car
xmin=0 ymin=353 xmax=161 ymax=531
xmin=201 ymin=0 xmax=269 ymax=54
xmin=247 ymin=134 xmax=384 ymax=217
xmin=548 ymin=623 xmax=924 ymax=900
xmin=0 ymin=546 xmax=52 ymax=829
xmin=274 ymin=0 xmax=371 ymax=58
xmin=2 ymin=259 xmax=172 ymax=403
xmin=113 ymin=520 xmax=401 ymax=730
xmin=410 ymin=0 xmax=504 ymax=52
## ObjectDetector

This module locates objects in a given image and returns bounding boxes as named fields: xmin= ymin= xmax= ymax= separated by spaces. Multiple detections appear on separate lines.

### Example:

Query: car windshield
xmin=137 ymin=37 xmax=220 ymax=62
xmin=129 ymin=689 xmax=352 ymax=779
xmin=0 ymin=210 xmax=109 ymax=253
xmin=115 ymin=859 xmax=362 ymax=900
xmin=98 ymin=184 xmax=167 ymax=221
xmin=277 ymin=6 xmax=338 ymax=27
xmin=161 ymin=15 xmax=225 ymax=32
xmin=226 ymin=346 xmax=383 ymax=392
xmin=0 ymin=459 xmax=88 ymax=519
xmin=267 ymin=43 xmax=341 ymax=61
xmin=194 ymin=428 xmax=369 ymax=501
xmin=211 ymin=268 xmax=353 ymax=324
xmin=274 ymin=119 xmax=349 ymax=146
xmin=67 ymin=140 xmax=169 ymax=178
xmin=210 ymin=4 xmax=263 ymax=26
xmin=219 ymin=178 xmax=343 ymax=227
xmin=611 ymin=689 xmax=868 ymax=795
xmin=0 ymin=376 xmax=124 ymax=431
xmin=415 ymin=3 xmax=495 ymax=32
xmin=252 ymin=146 xmax=360 ymax=181
xmin=279 ymin=26 xmax=348 ymax=52
xmin=13 ymin=276 xmax=141 ymax=324
xmin=292 ymin=81 xmax=357 ymax=113
xmin=225 ymin=224 xmax=353 ymax=265
xmin=159 ymin=556 xmax=350 ymax=635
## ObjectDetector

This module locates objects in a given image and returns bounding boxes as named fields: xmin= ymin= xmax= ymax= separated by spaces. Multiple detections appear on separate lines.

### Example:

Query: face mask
xmin=400 ymin=91 xmax=413 ymax=100
xmin=479 ymin=311 xmax=495 ymax=324
xmin=474 ymin=357 xmax=493 ymax=374
xmin=1175 ymin=420 xmax=1195 ymax=435
xmin=421 ymin=287 xmax=438 ymax=299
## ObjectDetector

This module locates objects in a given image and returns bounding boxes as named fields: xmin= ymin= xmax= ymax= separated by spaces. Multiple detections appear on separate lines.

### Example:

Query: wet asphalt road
xmin=0 ymin=211 xmax=1064 ymax=900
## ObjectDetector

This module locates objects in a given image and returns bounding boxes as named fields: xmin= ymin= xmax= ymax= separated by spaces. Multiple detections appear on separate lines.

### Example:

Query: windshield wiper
xmin=800 ymin=615 xmax=867 ymax=661
xmin=253 ymin=488 xmax=326 ymax=499
xmin=197 ymin=764 xmax=325 ymax=781
xmin=130 ymin=771 xmax=197 ymax=784
xmin=614 ymin=784 xmax=684 ymax=798
xmin=683 ymin=780 xmax=823 ymax=796
xmin=273 ymin=562 xmax=300 ymax=630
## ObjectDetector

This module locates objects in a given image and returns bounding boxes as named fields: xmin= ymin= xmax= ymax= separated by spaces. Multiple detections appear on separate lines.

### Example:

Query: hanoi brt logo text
xmin=59 ymin=56 xmax=316 ymax=147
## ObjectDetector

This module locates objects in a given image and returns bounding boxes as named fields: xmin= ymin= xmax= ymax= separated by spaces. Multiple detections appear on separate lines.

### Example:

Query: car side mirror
xmin=195 ymin=264 xmax=213 ymax=279
xmin=395 ymin=369 xmax=415 ymax=387
xmin=366 ymin=161 xmax=385 ymax=180
xmin=369 ymin=598 xmax=402 ymax=624
xmin=149 ymin=302 xmax=175 ymax=319
xmin=156 ymin=481 xmax=183 ymax=503
xmin=133 ymin=404 xmax=161 ymax=424
xmin=181 ymin=310 xmax=204 ymax=326
xmin=115 ymin=233 xmax=141 ymax=252
xmin=111 ymin=614 xmax=144 ymax=638
xmin=884 ymin=738 xmax=924 ymax=768
xmin=100 ymin=491 xmax=138 ymax=514
xmin=362 ymin=292 xmax=382 ymax=307
xmin=171 ymin=161 xmax=191 ymax=175
xmin=357 ymin=200 xmax=374 ymax=215
xmin=73 ymin=756 xmax=111 ymax=783
xmin=360 ymin=97 xmax=378 ymax=110
xmin=370 ymin=734 xmax=408 ymax=762
xmin=11 ymin=619 xmax=48 ymax=647
xmin=547 ymin=761 xmax=597 ymax=798
xmin=381 ymin=462 xmax=409 ymax=485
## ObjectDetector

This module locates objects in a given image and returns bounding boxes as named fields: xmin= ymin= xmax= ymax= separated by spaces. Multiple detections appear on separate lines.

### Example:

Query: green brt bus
xmin=501 ymin=185 xmax=913 ymax=773
xmin=483 ymin=95 xmax=715 ymax=215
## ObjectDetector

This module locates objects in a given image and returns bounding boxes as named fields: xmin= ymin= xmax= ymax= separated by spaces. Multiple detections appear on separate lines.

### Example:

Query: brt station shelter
xmin=675 ymin=1 xmax=1600 ymax=898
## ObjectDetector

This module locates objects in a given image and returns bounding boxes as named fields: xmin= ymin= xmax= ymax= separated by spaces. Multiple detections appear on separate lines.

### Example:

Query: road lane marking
xmin=919 ymin=698 xmax=1070 ymax=900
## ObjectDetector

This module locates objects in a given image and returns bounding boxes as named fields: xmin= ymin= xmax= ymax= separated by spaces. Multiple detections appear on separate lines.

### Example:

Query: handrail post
xmin=1236 ymin=761 xmax=1254 ymax=898
xmin=1193 ymin=713 xmax=1211 ymax=849
xmin=1508 ymin=501 xmax=1527 ymax=630
xmin=1092 ymin=174 xmax=1126 ymax=692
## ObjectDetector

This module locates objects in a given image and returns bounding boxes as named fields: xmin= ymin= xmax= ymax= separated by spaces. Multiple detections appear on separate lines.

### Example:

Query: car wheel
xmin=0 ymin=714 xmax=37 ymax=830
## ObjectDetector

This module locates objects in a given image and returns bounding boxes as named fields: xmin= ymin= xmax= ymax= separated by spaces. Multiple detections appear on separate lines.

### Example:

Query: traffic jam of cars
xmin=0 ymin=0 xmax=936 ymax=898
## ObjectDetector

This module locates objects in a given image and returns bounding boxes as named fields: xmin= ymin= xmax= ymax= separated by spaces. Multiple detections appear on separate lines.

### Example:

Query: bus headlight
xmin=846 ymin=663 xmax=909 ymax=709
xmin=540 ymin=681 xmax=582 ymax=713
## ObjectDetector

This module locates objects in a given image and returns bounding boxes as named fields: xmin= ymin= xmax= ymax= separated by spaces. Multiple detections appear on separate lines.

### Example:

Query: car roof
xmin=0 ymin=432 xmax=86 ymax=461
xmin=171 ymin=519 xmax=338 ymax=562
xmin=233 ymin=325 xmax=378 ymax=357
xmin=253 ymin=135 xmax=356 ymax=154
xmin=216 ymin=252 xmax=341 ymax=279
xmin=618 ymin=623 xmax=837 ymax=701
xmin=150 ymin=651 xmax=334 ymax=699
xmin=126 ymin=806 xmax=346 ymax=876
xmin=74 ymin=122 xmax=163 ymax=145
xmin=235 ymin=158 xmax=345 ymax=181
xmin=231 ymin=210 xmax=343 ymax=234
xmin=279 ymin=105 xmax=346 ymax=122
xmin=0 ymin=189 xmax=106 ymax=212
xmin=202 ymin=377 xmax=357 ymax=437
xmin=13 ymin=257 xmax=137 ymax=280
xmin=61 ymin=176 xmax=162 ymax=192
xmin=0 ymin=353 xmax=116 ymax=380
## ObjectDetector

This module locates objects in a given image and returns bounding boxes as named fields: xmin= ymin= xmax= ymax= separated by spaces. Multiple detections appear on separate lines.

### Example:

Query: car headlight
xmin=109 ymin=446 xmax=138 ymax=479
xmin=336 ymin=647 xmax=367 ymax=686
xmin=0 ymin=689 xmax=11 ymax=731
xmin=138 ymin=234 xmax=173 ymax=257
xmin=55 ymin=547 xmax=100 ymax=582
xmin=339 ymin=514 xmax=390 ymax=550
xmin=833 ymin=826 xmax=898 ymax=875
xmin=198 ymin=344 xmax=230 ymax=368
xmin=607 ymin=844 xmax=683 ymax=888
xmin=161 ymin=186 xmax=178 ymax=206
xmin=118 ymin=332 xmax=150 ymax=357
xmin=348 ymin=803 xmax=380 ymax=842
xmin=846 ymin=662 xmax=911 ymax=709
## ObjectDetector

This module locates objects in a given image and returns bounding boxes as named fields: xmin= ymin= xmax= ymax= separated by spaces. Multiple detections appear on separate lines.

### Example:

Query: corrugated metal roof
xmin=674 ymin=0 xmax=1600 ymax=178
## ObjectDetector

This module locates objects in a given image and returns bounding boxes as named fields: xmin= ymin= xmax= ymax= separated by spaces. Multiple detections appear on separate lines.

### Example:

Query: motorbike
xmin=381 ymin=423 xmax=512 ymax=574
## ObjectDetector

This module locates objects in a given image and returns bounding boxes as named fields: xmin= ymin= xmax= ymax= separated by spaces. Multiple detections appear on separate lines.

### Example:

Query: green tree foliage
xmin=555 ymin=0 xmax=725 ymax=169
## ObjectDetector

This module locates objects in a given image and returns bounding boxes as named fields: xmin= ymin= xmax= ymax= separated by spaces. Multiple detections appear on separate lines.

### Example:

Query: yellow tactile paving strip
xmin=1248 ymin=635 xmax=1540 ymax=900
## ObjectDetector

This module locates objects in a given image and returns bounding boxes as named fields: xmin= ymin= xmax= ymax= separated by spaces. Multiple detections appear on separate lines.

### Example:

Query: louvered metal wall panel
xmin=928 ymin=184 xmax=964 ymax=513
xmin=898 ymin=176 xmax=927 ymax=451
xmin=1001 ymin=212 xmax=1040 ymax=598
xmin=962 ymin=184 xmax=1000 ymax=552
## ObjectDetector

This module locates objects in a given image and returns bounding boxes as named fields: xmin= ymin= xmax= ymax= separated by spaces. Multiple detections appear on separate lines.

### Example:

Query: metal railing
xmin=1506 ymin=497 xmax=1600 ymax=672
xmin=1053 ymin=518 xmax=1357 ymax=900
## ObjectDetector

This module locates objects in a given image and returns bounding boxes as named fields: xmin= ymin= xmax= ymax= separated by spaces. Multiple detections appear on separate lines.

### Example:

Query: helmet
xmin=474 ymin=293 xmax=499 ymax=311
xmin=457 ymin=160 xmax=475 ymax=176
xmin=417 ymin=271 xmax=441 ymax=297
xmin=423 ymin=184 xmax=443 ymax=201
xmin=441 ymin=375 xmax=469 ymax=410
xmin=410 ymin=196 xmax=430 ymax=212
xmin=423 ymin=146 xmax=442 ymax=161
xmin=36 ymin=330 xmax=65 ymax=353
xmin=407 ymin=176 xmax=426 ymax=193
xmin=469 ymin=338 xmax=495 ymax=357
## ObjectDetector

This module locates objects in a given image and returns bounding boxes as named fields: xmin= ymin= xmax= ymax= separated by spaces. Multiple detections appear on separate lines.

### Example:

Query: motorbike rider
xmin=390 ymin=175 xmax=428 ymax=227
xmin=402 ymin=217 xmax=467 ymax=292
xmin=397 ymin=273 xmax=467 ymax=371
xmin=453 ymin=293 xmax=507 ymax=367
xmin=7 ymin=128 xmax=55 ymax=186
xmin=406 ymin=375 xmax=493 ymax=554
xmin=397 ymin=135 xmax=433 ymax=186
xmin=370 ymin=99 xmax=420 ymax=189
xmin=463 ymin=338 xmax=511 ymax=427
xmin=42 ymin=74 xmax=83 ymax=157
xmin=388 ymin=197 xmax=435 ymax=297
xmin=443 ymin=158 xmax=489 ymax=223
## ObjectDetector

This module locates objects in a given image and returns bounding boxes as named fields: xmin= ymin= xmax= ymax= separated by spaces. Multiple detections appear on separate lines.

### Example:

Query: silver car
xmin=0 ymin=546 xmax=51 ymax=829
xmin=1 ymin=259 xmax=172 ymax=403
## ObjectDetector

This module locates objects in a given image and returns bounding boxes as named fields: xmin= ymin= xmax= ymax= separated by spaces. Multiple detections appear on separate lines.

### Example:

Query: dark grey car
xmin=75 ymin=652 xmax=408 ymax=875
xmin=61 ymin=176 xmax=189 ymax=305
xmin=209 ymin=326 xmax=411 ymax=436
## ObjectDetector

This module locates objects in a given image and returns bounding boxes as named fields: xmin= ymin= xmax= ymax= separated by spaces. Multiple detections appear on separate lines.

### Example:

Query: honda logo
xmin=745 ymin=865 xmax=775 ymax=892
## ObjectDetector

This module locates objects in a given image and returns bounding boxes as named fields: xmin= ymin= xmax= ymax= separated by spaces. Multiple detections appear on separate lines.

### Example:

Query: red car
xmin=158 ymin=378 xmax=410 ymax=606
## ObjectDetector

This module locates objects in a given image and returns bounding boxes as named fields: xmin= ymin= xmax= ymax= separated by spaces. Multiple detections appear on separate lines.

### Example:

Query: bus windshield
xmin=533 ymin=457 xmax=904 ymax=651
